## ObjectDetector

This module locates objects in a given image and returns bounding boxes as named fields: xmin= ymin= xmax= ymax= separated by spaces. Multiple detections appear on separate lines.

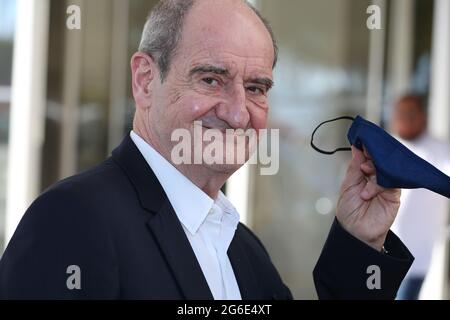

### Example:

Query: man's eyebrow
xmin=248 ymin=77 xmax=274 ymax=90
xmin=189 ymin=64 xmax=231 ymax=77
xmin=189 ymin=64 xmax=274 ymax=89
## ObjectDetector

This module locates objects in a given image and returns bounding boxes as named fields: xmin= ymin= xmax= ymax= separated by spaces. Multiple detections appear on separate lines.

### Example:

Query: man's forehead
xmin=397 ymin=99 xmax=422 ymax=111
xmin=180 ymin=40 xmax=274 ymax=75
xmin=179 ymin=1 xmax=275 ymax=67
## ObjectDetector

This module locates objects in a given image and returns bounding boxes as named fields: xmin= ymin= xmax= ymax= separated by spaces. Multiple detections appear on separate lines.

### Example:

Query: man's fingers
xmin=351 ymin=146 xmax=366 ymax=168
xmin=342 ymin=146 xmax=366 ymax=189
xmin=345 ymin=146 xmax=401 ymax=202
xmin=363 ymin=146 xmax=372 ymax=160
xmin=361 ymin=160 xmax=376 ymax=176
xmin=360 ymin=178 xmax=383 ymax=200
xmin=342 ymin=147 xmax=378 ymax=196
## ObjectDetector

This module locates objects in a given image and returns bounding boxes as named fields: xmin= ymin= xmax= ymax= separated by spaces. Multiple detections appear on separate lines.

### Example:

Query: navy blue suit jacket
xmin=0 ymin=135 xmax=413 ymax=299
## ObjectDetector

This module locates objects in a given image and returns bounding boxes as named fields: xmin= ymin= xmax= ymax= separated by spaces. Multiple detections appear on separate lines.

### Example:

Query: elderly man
xmin=0 ymin=0 xmax=412 ymax=299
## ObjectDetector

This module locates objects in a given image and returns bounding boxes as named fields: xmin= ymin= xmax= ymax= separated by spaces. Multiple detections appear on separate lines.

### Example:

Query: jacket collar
xmin=129 ymin=131 xmax=215 ymax=236
xmin=111 ymin=133 xmax=167 ymax=214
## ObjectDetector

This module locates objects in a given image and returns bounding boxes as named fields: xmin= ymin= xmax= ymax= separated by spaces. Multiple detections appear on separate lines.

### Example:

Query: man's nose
xmin=216 ymin=85 xmax=250 ymax=130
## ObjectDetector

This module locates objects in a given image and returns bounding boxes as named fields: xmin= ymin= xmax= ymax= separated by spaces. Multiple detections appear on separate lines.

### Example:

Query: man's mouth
xmin=197 ymin=123 xmax=227 ymax=134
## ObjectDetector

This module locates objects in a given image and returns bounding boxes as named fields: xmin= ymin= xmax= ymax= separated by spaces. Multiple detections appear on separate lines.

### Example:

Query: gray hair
xmin=138 ymin=0 xmax=278 ymax=81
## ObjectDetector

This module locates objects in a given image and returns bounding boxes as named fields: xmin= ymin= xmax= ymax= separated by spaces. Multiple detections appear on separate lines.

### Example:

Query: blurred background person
xmin=391 ymin=94 xmax=450 ymax=300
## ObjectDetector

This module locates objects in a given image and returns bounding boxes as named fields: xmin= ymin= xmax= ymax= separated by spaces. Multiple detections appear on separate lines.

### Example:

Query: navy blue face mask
xmin=311 ymin=115 xmax=450 ymax=198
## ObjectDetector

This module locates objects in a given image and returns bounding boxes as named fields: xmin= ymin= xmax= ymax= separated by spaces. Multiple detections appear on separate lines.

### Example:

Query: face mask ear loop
xmin=311 ymin=116 xmax=355 ymax=155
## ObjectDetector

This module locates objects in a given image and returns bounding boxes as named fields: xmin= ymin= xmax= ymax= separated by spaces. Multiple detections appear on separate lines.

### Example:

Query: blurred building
xmin=0 ymin=0 xmax=449 ymax=299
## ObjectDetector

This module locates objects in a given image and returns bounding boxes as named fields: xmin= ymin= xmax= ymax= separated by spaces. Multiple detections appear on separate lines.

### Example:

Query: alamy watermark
xmin=66 ymin=5 xmax=81 ymax=30
xmin=170 ymin=121 xmax=279 ymax=176
xmin=66 ymin=265 xmax=81 ymax=290
xmin=366 ymin=265 xmax=381 ymax=290
xmin=367 ymin=5 xmax=382 ymax=30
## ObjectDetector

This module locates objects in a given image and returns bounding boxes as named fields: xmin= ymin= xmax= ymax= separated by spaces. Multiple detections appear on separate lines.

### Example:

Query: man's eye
xmin=247 ymin=86 xmax=266 ymax=95
xmin=202 ymin=77 xmax=218 ymax=85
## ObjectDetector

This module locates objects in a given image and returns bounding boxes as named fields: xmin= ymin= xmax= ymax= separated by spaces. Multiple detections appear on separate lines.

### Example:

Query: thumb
xmin=340 ymin=146 xmax=366 ymax=192
xmin=350 ymin=146 xmax=366 ymax=173
xmin=351 ymin=145 xmax=365 ymax=163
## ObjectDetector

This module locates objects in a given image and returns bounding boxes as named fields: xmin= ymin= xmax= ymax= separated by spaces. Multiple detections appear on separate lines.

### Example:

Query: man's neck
xmin=175 ymin=164 xmax=230 ymax=199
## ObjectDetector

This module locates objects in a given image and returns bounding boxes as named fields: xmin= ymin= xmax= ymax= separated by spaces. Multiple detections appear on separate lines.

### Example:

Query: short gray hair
xmin=138 ymin=0 xmax=278 ymax=81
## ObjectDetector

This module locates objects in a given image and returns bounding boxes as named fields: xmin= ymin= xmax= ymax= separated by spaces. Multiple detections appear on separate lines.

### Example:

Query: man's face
xmin=392 ymin=98 xmax=427 ymax=141
xmin=146 ymin=0 xmax=275 ymax=173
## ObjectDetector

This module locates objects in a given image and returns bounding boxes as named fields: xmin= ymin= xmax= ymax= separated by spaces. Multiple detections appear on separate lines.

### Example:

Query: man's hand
xmin=336 ymin=146 xmax=401 ymax=252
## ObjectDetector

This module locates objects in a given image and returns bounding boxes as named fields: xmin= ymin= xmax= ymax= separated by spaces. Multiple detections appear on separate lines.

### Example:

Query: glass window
xmin=0 ymin=0 xmax=16 ymax=252
xmin=41 ymin=0 xmax=158 ymax=190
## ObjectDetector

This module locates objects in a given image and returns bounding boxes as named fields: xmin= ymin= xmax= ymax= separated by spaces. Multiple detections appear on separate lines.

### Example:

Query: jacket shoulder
xmin=44 ymin=158 xmax=126 ymax=194
xmin=0 ymin=159 xmax=122 ymax=298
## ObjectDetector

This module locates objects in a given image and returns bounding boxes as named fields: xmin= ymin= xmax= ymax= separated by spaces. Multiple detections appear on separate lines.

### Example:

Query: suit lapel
xmin=228 ymin=226 xmax=261 ymax=299
xmin=147 ymin=200 xmax=213 ymax=299
xmin=112 ymin=135 xmax=213 ymax=300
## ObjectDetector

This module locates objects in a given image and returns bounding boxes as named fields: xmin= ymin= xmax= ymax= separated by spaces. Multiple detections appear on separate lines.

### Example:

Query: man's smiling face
xmin=145 ymin=0 xmax=275 ymax=173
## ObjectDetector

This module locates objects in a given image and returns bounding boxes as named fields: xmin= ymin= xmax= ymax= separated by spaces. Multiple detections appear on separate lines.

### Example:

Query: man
xmin=391 ymin=94 xmax=450 ymax=300
xmin=0 ymin=0 xmax=413 ymax=299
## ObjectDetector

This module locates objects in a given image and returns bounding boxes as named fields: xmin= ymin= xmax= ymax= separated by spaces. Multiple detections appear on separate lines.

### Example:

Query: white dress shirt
xmin=130 ymin=131 xmax=242 ymax=300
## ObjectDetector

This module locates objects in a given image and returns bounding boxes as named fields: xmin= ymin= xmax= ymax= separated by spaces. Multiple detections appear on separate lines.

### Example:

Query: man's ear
xmin=131 ymin=52 xmax=158 ymax=109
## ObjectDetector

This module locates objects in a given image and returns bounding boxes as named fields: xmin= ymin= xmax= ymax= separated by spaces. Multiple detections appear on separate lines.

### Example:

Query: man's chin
xmin=204 ymin=162 xmax=246 ymax=175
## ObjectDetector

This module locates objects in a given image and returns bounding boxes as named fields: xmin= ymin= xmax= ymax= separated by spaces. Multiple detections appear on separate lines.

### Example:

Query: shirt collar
xmin=130 ymin=131 xmax=239 ymax=235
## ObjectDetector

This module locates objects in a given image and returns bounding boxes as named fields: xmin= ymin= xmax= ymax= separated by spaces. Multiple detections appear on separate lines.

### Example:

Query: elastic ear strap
xmin=311 ymin=116 xmax=355 ymax=155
